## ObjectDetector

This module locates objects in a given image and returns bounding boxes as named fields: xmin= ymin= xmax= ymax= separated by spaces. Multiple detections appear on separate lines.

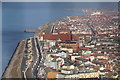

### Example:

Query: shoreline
xmin=2 ymin=40 xmax=26 ymax=78
xmin=2 ymin=41 xmax=20 ymax=78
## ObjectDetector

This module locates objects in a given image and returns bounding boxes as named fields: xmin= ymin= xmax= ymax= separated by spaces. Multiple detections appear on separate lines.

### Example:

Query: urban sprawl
xmin=7 ymin=12 xmax=119 ymax=79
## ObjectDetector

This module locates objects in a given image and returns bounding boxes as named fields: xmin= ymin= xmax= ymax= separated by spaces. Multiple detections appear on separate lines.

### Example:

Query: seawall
xmin=2 ymin=40 xmax=26 ymax=79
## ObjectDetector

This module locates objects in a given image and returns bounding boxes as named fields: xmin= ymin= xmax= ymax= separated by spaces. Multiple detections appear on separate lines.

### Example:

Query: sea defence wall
xmin=2 ymin=40 xmax=26 ymax=79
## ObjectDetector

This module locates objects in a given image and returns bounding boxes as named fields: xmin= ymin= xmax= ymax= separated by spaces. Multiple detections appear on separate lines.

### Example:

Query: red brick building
xmin=71 ymin=35 xmax=79 ymax=40
xmin=43 ymin=34 xmax=71 ymax=41
xmin=43 ymin=33 xmax=80 ymax=52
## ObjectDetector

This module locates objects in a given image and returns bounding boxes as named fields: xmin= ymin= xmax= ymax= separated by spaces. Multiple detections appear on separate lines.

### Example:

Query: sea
xmin=2 ymin=2 xmax=117 ymax=75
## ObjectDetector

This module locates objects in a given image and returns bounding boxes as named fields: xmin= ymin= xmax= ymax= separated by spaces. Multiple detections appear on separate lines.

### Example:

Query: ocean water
xmin=2 ymin=2 xmax=117 ymax=74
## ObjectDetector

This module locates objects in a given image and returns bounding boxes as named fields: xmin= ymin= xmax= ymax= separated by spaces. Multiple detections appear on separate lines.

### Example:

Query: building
xmin=60 ymin=46 xmax=73 ymax=53
xmin=43 ymin=33 xmax=80 ymax=41
xmin=47 ymin=72 xmax=59 ymax=78
xmin=58 ymin=29 xmax=71 ymax=34
xmin=58 ymin=50 xmax=68 ymax=58
xmin=58 ymin=41 xmax=79 ymax=52
xmin=56 ymin=71 xmax=100 ymax=78
xmin=71 ymin=55 xmax=83 ymax=61
xmin=71 ymin=34 xmax=79 ymax=41
xmin=44 ymin=60 xmax=58 ymax=69
xmin=43 ymin=34 xmax=71 ymax=41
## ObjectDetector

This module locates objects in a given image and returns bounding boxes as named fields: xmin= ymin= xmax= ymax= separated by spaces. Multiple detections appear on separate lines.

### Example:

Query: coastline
xmin=2 ymin=40 xmax=26 ymax=78
xmin=2 ymin=42 xmax=20 ymax=77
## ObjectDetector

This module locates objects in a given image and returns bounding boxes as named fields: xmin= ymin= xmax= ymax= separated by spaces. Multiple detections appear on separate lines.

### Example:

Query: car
xmin=100 ymin=75 xmax=108 ymax=78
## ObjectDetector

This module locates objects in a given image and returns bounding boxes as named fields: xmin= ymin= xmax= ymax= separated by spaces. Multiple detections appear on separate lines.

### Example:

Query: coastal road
xmin=32 ymin=37 xmax=42 ymax=78
xmin=87 ymin=21 xmax=98 ymax=43
xmin=21 ymin=37 xmax=38 ymax=79
xmin=50 ymin=22 xmax=58 ymax=34
xmin=21 ymin=38 xmax=32 ymax=79
xmin=25 ymin=38 xmax=38 ymax=78
xmin=50 ymin=23 xmax=55 ymax=34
